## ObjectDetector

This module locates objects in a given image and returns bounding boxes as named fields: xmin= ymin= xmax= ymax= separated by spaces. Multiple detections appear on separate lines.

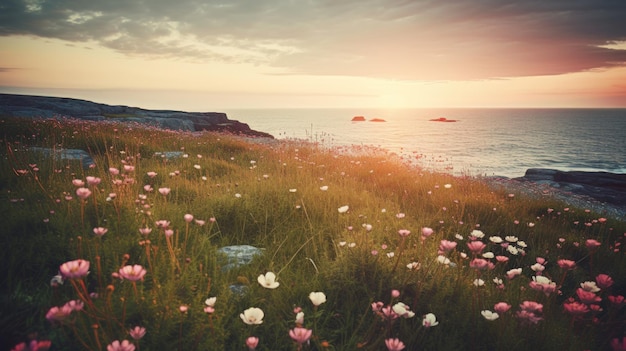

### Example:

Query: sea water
xmin=224 ymin=108 xmax=626 ymax=178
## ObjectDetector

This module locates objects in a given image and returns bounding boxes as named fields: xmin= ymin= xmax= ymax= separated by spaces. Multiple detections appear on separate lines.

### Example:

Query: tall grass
xmin=1 ymin=117 xmax=624 ymax=351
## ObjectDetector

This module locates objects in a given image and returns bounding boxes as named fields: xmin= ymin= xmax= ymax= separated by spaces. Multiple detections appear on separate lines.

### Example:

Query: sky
xmin=1 ymin=0 xmax=626 ymax=110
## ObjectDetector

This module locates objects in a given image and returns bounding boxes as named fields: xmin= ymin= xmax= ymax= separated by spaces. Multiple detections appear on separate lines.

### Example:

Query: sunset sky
xmin=1 ymin=0 xmax=625 ymax=110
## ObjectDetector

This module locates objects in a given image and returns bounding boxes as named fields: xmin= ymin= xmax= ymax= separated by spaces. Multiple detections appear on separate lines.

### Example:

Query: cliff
xmin=0 ymin=93 xmax=273 ymax=138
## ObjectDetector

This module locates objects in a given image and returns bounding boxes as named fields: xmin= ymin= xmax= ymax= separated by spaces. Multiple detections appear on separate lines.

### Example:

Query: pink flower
xmin=576 ymin=288 xmax=601 ymax=304
xmin=494 ymin=302 xmax=511 ymax=313
xmin=118 ymin=265 xmax=147 ymax=281
xmin=385 ymin=338 xmax=406 ymax=351
xmin=467 ymin=241 xmax=486 ymax=254
xmin=146 ymin=172 xmax=157 ymax=178
xmin=563 ymin=301 xmax=589 ymax=316
xmin=11 ymin=340 xmax=52 ymax=351
xmin=398 ymin=229 xmax=411 ymax=237
xmin=139 ymin=227 xmax=152 ymax=236
xmin=438 ymin=240 xmax=457 ymax=254
xmin=611 ymin=337 xmax=626 ymax=351
xmin=86 ymin=176 xmax=101 ymax=186
xmin=289 ymin=327 xmax=312 ymax=345
xmin=93 ymin=227 xmax=108 ymax=237
xmin=184 ymin=214 xmax=194 ymax=222
xmin=64 ymin=299 xmax=84 ymax=311
xmin=123 ymin=165 xmax=135 ymax=173
xmin=608 ymin=295 xmax=625 ymax=305
xmin=529 ymin=276 xmax=557 ymax=296
xmin=585 ymin=239 xmax=601 ymax=249
xmin=596 ymin=274 xmax=614 ymax=289
xmin=72 ymin=179 xmax=85 ymax=187
xmin=391 ymin=289 xmax=400 ymax=298
xmin=470 ymin=258 xmax=490 ymax=270
xmin=246 ymin=336 xmax=259 ymax=350
xmin=158 ymin=187 xmax=170 ymax=196
xmin=59 ymin=259 xmax=90 ymax=279
xmin=129 ymin=326 xmax=146 ymax=340
xmin=107 ymin=340 xmax=135 ymax=351
xmin=557 ymin=259 xmax=576 ymax=270
xmin=109 ymin=167 xmax=120 ymax=176
xmin=75 ymin=187 xmax=92 ymax=200
xmin=421 ymin=227 xmax=434 ymax=240
xmin=45 ymin=304 xmax=73 ymax=322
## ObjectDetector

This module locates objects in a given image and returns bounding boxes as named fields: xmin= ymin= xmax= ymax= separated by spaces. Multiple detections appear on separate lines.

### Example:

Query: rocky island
xmin=0 ymin=93 xmax=273 ymax=138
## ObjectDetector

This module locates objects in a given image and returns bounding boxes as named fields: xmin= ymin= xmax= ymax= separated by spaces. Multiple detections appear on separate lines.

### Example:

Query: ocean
xmin=223 ymin=108 xmax=626 ymax=178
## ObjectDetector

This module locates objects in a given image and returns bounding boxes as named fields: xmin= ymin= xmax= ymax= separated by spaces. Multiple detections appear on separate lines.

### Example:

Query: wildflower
xmin=155 ymin=220 xmax=170 ymax=228
xmin=129 ymin=326 xmax=146 ymax=340
xmin=118 ymin=265 xmax=147 ymax=281
xmin=436 ymin=255 xmax=451 ymax=265
xmin=392 ymin=302 xmax=415 ymax=318
xmin=398 ymin=229 xmax=411 ymax=237
xmin=596 ymin=274 xmax=614 ymax=289
xmin=530 ymin=263 xmax=545 ymax=273
xmin=320 ymin=185 xmax=329 ymax=191
xmin=289 ymin=188 xmax=297 ymax=193
xmin=195 ymin=219 xmax=206 ymax=226
xmin=470 ymin=230 xmax=485 ymax=239
xmin=72 ymin=179 xmax=85 ymax=187
xmin=75 ymin=187 xmax=92 ymax=200
xmin=86 ymin=176 xmax=101 ymax=186
xmin=563 ymin=301 xmax=589 ymax=316
xmin=557 ymin=259 xmax=576 ymax=270
xmin=257 ymin=272 xmax=280 ymax=289
xmin=438 ymin=240 xmax=457 ymax=254
xmin=407 ymin=261 xmax=421 ymax=270
xmin=506 ymin=245 xmax=519 ymax=255
xmin=391 ymin=289 xmax=400 ymax=298
xmin=107 ymin=340 xmax=135 ymax=351
xmin=580 ymin=281 xmax=601 ymax=293
xmin=205 ymin=297 xmax=217 ymax=307
xmin=93 ymin=227 xmax=108 ymax=237
xmin=586 ymin=239 xmax=601 ymax=249
xmin=467 ymin=241 xmax=486 ymax=254
xmin=289 ymin=327 xmax=312 ymax=345
xmin=505 ymin=236 xmax=518 ymax=243
xmin=385 ymin=338 xmax=406 ymax=351
xmin=123 ymin=165 xmax=135 ymax=173
xmin=184 ymin=214 xmax=194 ymax=223
xmin=59 ymin=259 xmax=90 ymax=279
xmin=179 ymin=305 xmax=188 ymax=313
xmin=608 ymin=295 xmax=625 ymax=305
xmin=45 ymin=304 xmax=73 ymax=322
xmin=506 ymin=268 xmax=522 ymax=279
xmin=158 ymin=187 xmax=170 ymax=196
xmin=489 ymin=236 xmax=503 ymax=244
xmin=421 ymin=227 xmax=434 ymax=239
xmin=139 ymin=227 xmax=152 ymax=236
xmin=610 ymin=337 xmax=626 ymax=351
xmin=470 ymin=258 xmax=490 ymax=270
xmin=422 ymin=313 xmax=439 ymax=327
xmin=529 ymin=276 xmax=557 ymax=296
xmin=240 ymin=307 xmax=264 ymax=325
xmin=146 ymin=171 xmax=157 ymax=178
xmin=246 ymin=336 xmax=259 ymax=350
xmin=64 ymin=299 xmax=84 ymax=311
xmin=309 ymin=291 xmax=327 ymax=306
xmin=517 ymin=301 xmax=543 ymax=324
xmin=396 ymin=213 xmax=405 ymax=219
xmin=494 ymin=302 xmax=511 ymax=313
xmin=50 ymin=274 xmax=64 ymax=287
xmin=109 ymin=167 xmax=120 ymax=176
xmin=481 ymin=310 xmax=499 ymax=321
xmin=295 ymin=311 xmax=304 ymax=325
xmin=576 ymin=288 xmax=601 ymax=304
xmin=473 ymin=279 xmax=485 ymax=287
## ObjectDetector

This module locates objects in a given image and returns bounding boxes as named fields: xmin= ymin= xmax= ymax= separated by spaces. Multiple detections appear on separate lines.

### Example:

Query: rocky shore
xmin=483 ymin=168 xmax=626 ymax=220
xmin=0 ymin=93 xmax=273 ymax=138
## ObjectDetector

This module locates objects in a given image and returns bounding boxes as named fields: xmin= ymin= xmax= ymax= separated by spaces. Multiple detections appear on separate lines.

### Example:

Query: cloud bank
xmin=1 ymin=0 xmax=625 ymax=80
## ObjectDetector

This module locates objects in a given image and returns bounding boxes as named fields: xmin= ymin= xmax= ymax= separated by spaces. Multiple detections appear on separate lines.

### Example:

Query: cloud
xmin=1 ymin=0 xmax=625 ymax=80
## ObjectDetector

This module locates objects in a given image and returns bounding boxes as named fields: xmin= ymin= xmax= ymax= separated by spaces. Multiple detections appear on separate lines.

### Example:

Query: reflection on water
xmin=224 ymin=108 xmax=626 ymax=178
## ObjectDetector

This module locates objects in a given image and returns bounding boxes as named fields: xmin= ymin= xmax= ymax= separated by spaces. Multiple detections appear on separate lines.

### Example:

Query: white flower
xmin=436 ymin=255 xmax=450 ymax=265
xmin=530 ymin=263 xmax=545 ymax=272
xmin=470 ymin=230 xmax=485 ymax=239
xmin=240 ymin=307 xmax=264 ymax=325
xmin=309 ymin=292 xmax=327 ymax=306
xmin=505 ymin=236 xmax=518 ymax=243
xmin=489 ymin=236 xmax=503 ymax=244
xmin=473 ymin=279 xmax=485 ymax=287
xmin=235 ymin=193 xmax=242 ymax=198
xmin=289 ymin=188 xmax=297 ymax=193
xmin=506 ymin=245 xmax=519 ymax=255
xmin=517 ymin=240 xmax=527 ymax=248
xmin=205 ymin=297 xmax=217 ymax=307
xmin=320 ymin=186 xmax=328 ymax=191
xmin=338 ymin=205 xmax=349 ymax=214
xmin=481 ymin=310 xmax=499 ymax=321
xmin=392 ymin=302 xmax=415 ymax=318
xmin=482 ymin=252 xmax=495 ymax=259
xmin=422 ymin=313 xmax=439 ymax=327
xmin=295 ymin=311 xmax=304 ymax=325
xmin=444 ymin=184 xmax=452 ymax=189
xmin=407 ymin=262 xmax=421 ymax=270
xmin=493 ymin=277 xmax=503 ymax=285
xmin=257 ymin=272 xmax=280 ymax=289
xmin=580 ymin=281 xmax=601 ymax=293
xmin=455 ymin=234 xmax=464 ymax=240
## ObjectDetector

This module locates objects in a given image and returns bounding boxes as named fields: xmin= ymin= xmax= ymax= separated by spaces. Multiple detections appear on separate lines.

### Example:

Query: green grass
xmin=1 ymin=116 xmax=624 ymax=351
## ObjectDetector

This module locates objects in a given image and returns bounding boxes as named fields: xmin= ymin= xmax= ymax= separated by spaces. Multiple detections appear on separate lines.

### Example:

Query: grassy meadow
xmin=1 ymin=116 xmax=625 ymax=351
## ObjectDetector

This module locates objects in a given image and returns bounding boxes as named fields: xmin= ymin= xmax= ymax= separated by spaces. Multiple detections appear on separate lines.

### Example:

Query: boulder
xmin=369 ymin=118 xmax=386 ymax=122
xmin=30 ymin=147 xmax=95 ymax=169
xmin=351 ymin=116 xmax=366 ymax=122
xmin=0 ymin=93 xmax=273 ymax=138
xmin=517 ymin=169 xmax=626 ymax=209
xmin=217 ymin=245 xmax=263 ymax=271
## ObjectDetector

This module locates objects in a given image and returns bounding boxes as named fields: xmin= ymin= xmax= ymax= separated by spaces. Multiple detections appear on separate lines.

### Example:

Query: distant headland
xmin=0 ymin=93 xmax=273 ymax=138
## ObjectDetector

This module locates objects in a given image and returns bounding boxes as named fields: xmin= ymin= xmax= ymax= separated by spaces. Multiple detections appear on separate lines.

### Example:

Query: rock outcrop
xmin=429 ymin=117 xmax=458 ymax=122
xmin=0 ymin=93 xmax=273 ymax=138
xmin=351 ymin=116 xmax=366 ymax=122
xmin=516 ymin=168 xmax=626 ymax=210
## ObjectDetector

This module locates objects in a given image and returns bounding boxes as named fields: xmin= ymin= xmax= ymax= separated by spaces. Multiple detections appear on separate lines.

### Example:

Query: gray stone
xmin=30 ymin=147 xmax=95 ymax=169
xmin=217 ymin=245 xmax=263 ymax=271
xmin=153 ymin=151 xmax=185 ymax=159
